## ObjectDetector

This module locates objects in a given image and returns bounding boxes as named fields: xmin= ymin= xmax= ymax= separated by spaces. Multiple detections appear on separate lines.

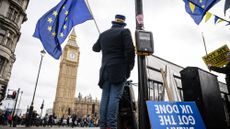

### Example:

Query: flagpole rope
xmin=85 ymin=0 xmax=101 ymax=34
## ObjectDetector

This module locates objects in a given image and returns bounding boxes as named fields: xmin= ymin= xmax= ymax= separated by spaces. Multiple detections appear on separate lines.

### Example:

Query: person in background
xmin=92 ymin=14 xmax=135 ymax=129
xmin=208 ymin=52 xmax=230 ymax=125
xmin=209 ymin=52 xmax=230 ymax=94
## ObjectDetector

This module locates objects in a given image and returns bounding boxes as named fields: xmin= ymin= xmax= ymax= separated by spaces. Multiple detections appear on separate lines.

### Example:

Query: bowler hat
xmin=112 ymin=14 xmax=127 ymax=27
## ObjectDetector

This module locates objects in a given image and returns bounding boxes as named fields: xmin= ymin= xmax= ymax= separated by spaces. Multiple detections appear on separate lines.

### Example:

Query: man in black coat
xmin=92 ymin=14 xmax=135 ymax=129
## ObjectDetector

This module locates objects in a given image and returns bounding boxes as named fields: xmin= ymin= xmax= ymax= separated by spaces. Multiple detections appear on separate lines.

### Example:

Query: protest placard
xmin=146 ymin=101 xmax=206 ymax=129
xmin=202 ymin=45 xmax=229 ymax=67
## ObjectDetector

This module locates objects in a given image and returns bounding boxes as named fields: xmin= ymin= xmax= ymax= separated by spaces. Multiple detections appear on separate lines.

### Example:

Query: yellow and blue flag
xmin=183 ymin=0 xmax=220 ymax=25
xmin=188 ymin=0 xmax=220 ymax=11
xmin=33 ymin=0 xmax=93 ymax=59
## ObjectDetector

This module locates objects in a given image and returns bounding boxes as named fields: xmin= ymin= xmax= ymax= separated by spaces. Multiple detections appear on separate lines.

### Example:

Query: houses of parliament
xmin=53 ymin=30 xmax=99 ymax=118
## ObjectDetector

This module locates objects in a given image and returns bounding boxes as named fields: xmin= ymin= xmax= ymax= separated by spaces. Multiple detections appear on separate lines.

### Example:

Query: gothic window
xmin=0 ymin=56 xmax=5 ymax=75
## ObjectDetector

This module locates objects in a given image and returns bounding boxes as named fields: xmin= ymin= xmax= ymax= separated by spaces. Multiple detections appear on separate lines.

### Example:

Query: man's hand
xmin=207 ymin=64 xmax=212 ymax=70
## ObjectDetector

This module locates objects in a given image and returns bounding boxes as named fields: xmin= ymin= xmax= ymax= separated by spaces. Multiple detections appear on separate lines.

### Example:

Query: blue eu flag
xmin=183 ymin=0 xmax=219 ymax=25
xmin=188 ymin=0 xmax=220 ymax=11
xmin=33 ymin=0 xmax=93 ymax=59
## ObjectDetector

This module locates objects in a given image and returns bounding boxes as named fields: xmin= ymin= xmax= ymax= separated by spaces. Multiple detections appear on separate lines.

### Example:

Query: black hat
xmin=112 ymin=14 xmax=127 ymax=27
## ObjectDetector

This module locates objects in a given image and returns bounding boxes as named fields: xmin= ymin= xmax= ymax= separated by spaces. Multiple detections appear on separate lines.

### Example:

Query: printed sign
xmin=146 ymin=101 xmax=206 ymax=129
xmin=202 ymin=45 xmax=229 ymax=67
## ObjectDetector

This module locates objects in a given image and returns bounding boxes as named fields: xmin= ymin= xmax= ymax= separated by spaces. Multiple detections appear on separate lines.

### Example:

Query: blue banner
xmin=146 ymin=101 xmax=206 ymax=129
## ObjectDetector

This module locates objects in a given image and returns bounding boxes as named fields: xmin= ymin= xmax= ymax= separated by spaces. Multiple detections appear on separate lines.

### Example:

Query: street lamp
xmin=27 ymin=50 xmax=46 ymax=126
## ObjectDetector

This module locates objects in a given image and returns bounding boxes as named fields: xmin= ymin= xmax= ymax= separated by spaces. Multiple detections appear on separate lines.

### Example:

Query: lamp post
xmin=27 ymin=50 xmax=46 ymax=127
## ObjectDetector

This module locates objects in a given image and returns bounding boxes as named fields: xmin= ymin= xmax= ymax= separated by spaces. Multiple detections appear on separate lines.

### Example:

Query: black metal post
xmin=16 ymin=91 xmax=23 ymax=115
xmin=27 ymin=50 xmax=46 ymax=126
xmin=12 ymin=88 xmax=20 ymax=117
xmin=135 ymin=0 xmax=150 ymax=129
xmin=12 ymin=88 xmax=20 ymax=127
xmin=40 ymin=100 xmax=44 ymax=117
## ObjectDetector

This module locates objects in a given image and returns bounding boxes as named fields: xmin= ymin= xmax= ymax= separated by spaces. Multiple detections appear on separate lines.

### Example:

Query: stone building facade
xmin=0 ymin=0 xmax=29 ymax=101
xmin=73 ymin=93 xmax=100 ymax=118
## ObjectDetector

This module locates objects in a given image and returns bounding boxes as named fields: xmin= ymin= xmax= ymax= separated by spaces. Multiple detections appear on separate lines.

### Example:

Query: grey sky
xmin=2 ymin=0 xmax=230 ymax=114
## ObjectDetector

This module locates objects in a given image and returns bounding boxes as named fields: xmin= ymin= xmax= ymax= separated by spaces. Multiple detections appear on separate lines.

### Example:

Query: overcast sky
xmin=2 ymin=0 xmax=230 ymax=114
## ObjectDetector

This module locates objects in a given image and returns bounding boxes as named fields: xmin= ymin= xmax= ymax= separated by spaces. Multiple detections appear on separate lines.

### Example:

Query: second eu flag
xmin=183 ymin=0 xmax=220 ymax=25
xmin=33 ymin=0 xmax=93 ymax=59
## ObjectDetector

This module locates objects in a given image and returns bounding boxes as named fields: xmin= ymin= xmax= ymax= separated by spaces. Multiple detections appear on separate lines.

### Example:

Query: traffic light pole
xmin=40 ymin=100 xmax=44 ymax=117
xmin=12 ymin=88 xmax=20 ymax=117
xmin=135 ymin=0 xmax=150 ymax=129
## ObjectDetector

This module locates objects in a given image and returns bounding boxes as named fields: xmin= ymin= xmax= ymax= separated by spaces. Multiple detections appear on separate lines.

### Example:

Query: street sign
xmin=202 ymin=44 xmax=229 ymax=67
xmin=146 ymin=101 xmax=206 ymax=129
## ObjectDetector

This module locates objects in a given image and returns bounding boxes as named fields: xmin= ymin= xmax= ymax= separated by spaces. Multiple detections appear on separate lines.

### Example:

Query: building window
xmin=12 ymin=11 xmax=18 ymax=21
xmin=6 ymin=37 xmax=13 ymax=49
xmin=7 ymin=7 xmax=14 ymax=19
xmin=148 ymin=80 xmax=164 ymax=101
xmin=0 ymin=27 xmax=6 ymax=44
xmin=7 ymin=6 xmax=20 ymax=24
xmin=0 ymin=35 xmax=3 ymax=44
xmin=0 ymin=56 xmax=5 ymax=75
xmin=5 ymin=32 xmax=13 ymax=49
xmin=17 ymin=0 xmax=23 ymax=5
xmin=15 ymin=13 xmax=20 ymax=23
xmin=0 ymin=28 xmax=6 ymax=46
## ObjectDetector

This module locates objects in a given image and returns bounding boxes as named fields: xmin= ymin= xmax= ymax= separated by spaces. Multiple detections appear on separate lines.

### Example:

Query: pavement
xmin=0 ymin=126 xmax=99 ymax=129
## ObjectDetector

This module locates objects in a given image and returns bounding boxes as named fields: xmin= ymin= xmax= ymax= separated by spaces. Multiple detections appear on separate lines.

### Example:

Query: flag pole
xmin=201 ymin=32 xmax=212 ymax=71
xmin=201 ymin=32 xmax=208 ymax=56
xmin=85 ymin=0 xmax=101 ymax=34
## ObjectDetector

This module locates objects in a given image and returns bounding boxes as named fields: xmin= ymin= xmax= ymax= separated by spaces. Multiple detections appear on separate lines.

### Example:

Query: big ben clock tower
xmin=53 ymin=30 xmax=80 ymax=118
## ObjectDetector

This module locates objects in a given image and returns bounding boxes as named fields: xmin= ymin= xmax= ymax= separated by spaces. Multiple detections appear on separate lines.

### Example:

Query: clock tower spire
xmin=53 ymin=29 xmax=80 ymax=118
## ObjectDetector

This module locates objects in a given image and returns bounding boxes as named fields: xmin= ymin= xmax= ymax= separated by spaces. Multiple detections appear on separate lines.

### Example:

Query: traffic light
xmin=40 ymin=100 xmax=44 ymax=109
xmin=12 ymin=91 xmax=17 ymax=99
xmin=0 ymin=85 xmax=6 ymax=101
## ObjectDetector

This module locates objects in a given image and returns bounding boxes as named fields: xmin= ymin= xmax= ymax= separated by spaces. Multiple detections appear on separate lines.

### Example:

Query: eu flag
xmin=188 ymin=0 xmax=220 ymax=11
xmin=183 ymin=0 xmax=219 ymax=25
xmin=33 ymin=0 xmax=93 ymax=59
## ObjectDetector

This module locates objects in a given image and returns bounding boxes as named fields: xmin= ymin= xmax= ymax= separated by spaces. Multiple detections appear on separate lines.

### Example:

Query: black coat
xmin=92 ymin=26 xmax=135 ymax=87
xmin=210 ymin=63 xmax=230 ymax=93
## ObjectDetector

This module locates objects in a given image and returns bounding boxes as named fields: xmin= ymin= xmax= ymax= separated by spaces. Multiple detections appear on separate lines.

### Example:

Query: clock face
xmin=69 ymin=52 xmax=76 ymax=59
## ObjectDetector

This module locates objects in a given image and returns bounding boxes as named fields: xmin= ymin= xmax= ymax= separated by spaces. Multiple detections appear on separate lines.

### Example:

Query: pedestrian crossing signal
xmin=135 ymin=30 xmax=154 ymax=56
